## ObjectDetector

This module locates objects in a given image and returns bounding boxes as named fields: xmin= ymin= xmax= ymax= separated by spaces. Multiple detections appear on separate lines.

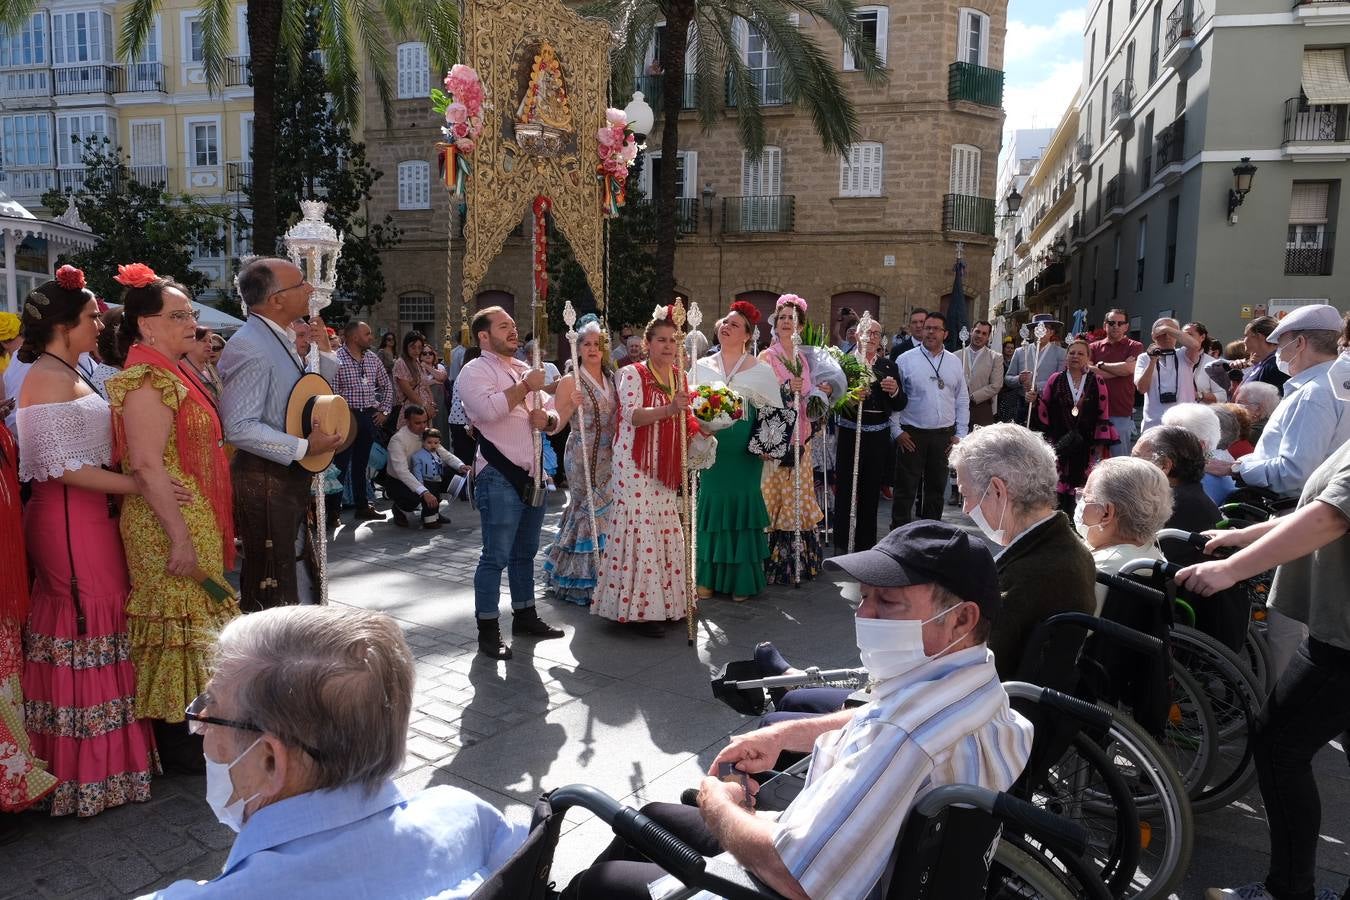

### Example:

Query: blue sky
xmin=1004 ymin=1 xmax=1088 ymax=142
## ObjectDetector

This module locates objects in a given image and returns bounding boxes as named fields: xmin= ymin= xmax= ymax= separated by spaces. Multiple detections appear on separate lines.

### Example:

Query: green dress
xmin=696 ymin=407 xmax=770 ymax=597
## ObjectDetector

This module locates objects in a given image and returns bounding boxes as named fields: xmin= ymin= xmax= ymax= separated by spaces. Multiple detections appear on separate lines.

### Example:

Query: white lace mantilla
xmin=16 ymin=393 xmax=113 ymax=483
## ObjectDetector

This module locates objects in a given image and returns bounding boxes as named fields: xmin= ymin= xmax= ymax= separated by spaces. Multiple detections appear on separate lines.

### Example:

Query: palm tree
xmin=594 ymin=0 xmax=885 ymax=307
xmin=1 ymin=0 xmax=456 ymax=255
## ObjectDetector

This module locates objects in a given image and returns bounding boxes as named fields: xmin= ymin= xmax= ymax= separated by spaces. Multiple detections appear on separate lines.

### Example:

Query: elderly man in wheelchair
xmin=556 ymin=521 xmax=1035 ymax=900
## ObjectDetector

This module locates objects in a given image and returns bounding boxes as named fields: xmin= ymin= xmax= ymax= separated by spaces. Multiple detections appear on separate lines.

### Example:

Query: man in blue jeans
xmin=458 ymin=306 xmax=572 ymax=659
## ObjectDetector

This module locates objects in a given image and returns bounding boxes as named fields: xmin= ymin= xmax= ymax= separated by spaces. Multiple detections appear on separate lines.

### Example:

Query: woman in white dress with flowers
xmin=592 ymin=312 xmax=696 ymax=636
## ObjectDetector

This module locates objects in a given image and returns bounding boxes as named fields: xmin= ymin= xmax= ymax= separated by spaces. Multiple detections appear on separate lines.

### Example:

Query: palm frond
xmin=0 ymin=0 xmax=40 ymax=32
xmin=689 ymin=12 xmax=735 ymax=132
xmin=318 ymin=0 xmax=363 ymax=124
xmin=116 ymin=0 xmax=160 ymax=61
xmin=279 ymin=0 xmax=310 ymax=75
xmin=800 ymin=0 xmax=884 ymax=84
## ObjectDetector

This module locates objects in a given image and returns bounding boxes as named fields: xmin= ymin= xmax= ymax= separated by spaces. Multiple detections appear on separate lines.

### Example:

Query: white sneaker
xmin=1206 ymin=886 xmax=1275 ymax=900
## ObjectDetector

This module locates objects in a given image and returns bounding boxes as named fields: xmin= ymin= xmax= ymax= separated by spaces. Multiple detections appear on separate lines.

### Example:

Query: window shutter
xmin=397 ymin=43 xmax=428 ymax=99
xmin=398 ymin=160 xmax=430 ymax=209
xmin=766 ymin=147 xmax=781 ymax=195
xmin=1289 ymin=182 xmax=1330 ymax=224
xmin=840 ymin=149 xmax=853 ymax=195
xmin=741 ymin=150 xmax=754 ymax=196
xmin=865 ymin=143 xmax=882 ymax=195
xmin=682 ymin=151 xmax=698 ymax=199
xmin=950 ymin=144 xmax=980 ymax=196
xmin=875 ymin=7 xmax=888 ymax=66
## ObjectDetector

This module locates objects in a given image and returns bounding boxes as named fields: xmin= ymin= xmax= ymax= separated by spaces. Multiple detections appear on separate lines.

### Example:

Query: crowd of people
xmin=2 ymin=258 xmax=1349 ymax=900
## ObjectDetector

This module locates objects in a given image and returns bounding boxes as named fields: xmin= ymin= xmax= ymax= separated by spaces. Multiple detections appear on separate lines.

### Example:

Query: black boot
xmin=477 ymin=617 xmax=512 ymax=660
xmin=512 ymin=605 xmax=565 ymax=639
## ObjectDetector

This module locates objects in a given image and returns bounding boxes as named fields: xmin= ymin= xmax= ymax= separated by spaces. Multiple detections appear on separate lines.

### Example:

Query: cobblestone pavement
xmin=2 ymin=490 xmax=1348 ymax=898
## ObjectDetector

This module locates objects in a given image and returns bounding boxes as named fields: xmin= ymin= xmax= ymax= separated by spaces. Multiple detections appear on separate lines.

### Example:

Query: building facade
xmin=990 ymin=127 xmax=1053 ymax=320
xmin=1067 ymin=0 xmax=1349 ymax=340
xmin=362 ymin=2 xmax=1011 ymax=347
xmin=0 ymin=0 xmax=252 ymax=307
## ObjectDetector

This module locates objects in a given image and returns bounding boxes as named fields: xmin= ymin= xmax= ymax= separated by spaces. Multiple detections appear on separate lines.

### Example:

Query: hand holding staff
xmin=563 ymin=301 xmax=599 ymax=552
xmin=1024 ymin=321 xmax=1048 ymax=429
xmin=848 ymin=311 xmax=875 ymax=555
xmin=790 ymin=309 xmax=803 ymax=587
xmin=672 ymin=300 xmax=696 ymax=646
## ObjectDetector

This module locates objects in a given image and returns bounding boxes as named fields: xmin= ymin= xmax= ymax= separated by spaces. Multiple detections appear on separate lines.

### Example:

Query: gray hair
xmin=1211 ymin=404 xmax=1239 ymax=451
xmin=1161 ymin=402 xmax=1220 ymax=454
xmin=1084 ymin=456 xmax=1174 ymax=545
xmin=1235 ymin=381 xmax=1280 ymax=420
xmin=237 ymin=257 xmax=279 ymax=309
xmin=1284 ymin=328 xmax=1341 ymax=357
xmin=950 ymin=424 xmax=1058 ymax=515
xmin=212 ymin=606 xmax=415 ymax=793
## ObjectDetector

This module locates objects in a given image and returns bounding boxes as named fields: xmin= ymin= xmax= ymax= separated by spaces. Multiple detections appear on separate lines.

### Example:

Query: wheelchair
xmin=471 ymin=781 xmax=1110 ymax=899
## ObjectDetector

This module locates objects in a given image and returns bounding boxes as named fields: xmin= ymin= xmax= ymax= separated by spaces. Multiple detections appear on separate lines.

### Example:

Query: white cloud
xmin=1003 ymin=59 xmax=1082 ymax=141
xmin=1004 ymin=8 xmax=1087 ymax=66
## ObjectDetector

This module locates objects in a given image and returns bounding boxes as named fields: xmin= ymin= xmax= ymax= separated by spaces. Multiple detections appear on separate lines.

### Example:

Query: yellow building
xmin=0 ymin=0 xmax=254 ymax=297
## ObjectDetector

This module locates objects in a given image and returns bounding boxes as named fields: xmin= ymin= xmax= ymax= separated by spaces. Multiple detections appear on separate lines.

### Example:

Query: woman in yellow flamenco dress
xmin=105 ymin=265 xmax=238 ymax=770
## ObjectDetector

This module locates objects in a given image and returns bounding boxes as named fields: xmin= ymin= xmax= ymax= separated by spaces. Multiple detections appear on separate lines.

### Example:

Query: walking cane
xmin=672 ymin=300 xmax=696 ymax=646
xmin=847 ymin=311 xmax=875 ymax=555
xmin=789 ymin=310 xmax=803 ymax=587
xmin=562 ymin=302 xmax=599 ymax=552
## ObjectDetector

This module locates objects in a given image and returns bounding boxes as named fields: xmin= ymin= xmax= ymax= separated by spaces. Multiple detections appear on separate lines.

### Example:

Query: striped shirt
xmin=333 ymin=345 xmax=394 ymax=414
xmin=457 ymin=352 xmax=554 ymax=476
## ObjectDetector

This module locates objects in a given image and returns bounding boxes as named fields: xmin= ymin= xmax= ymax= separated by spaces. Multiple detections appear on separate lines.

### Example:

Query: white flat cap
xmin=1268 ymin=304 xmax=1345 ymax=342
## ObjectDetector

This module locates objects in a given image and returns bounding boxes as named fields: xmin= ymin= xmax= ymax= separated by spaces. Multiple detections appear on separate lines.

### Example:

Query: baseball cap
xmin=1268 ymin=304 xmax=1344 ymax=343
xmin=824 ymin=521 xmax=1001 ymax=622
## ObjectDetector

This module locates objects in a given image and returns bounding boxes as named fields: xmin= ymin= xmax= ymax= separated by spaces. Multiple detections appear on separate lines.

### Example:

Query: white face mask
xmin=1072 ymin=502 xmax=1099 ymax=539
xmin=1275 ymin=338 xmax=1300 ymax=376
xmin=855 ymin=604 xmax=964 ymax=681
xmin=968 ymin=481 xmax=1008 ymax=545
xmin=205 ymin=737 xmax=263 ymax=833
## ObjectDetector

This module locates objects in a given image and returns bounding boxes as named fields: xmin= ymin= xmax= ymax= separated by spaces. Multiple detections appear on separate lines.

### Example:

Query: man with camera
xmin=458 ymin=306 xmax=570 ymax=660
xmin=1135 ymin=317 xmax=1202 ymax=432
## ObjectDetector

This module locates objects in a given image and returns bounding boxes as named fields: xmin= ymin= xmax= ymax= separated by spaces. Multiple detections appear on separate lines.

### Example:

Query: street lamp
xmin=623 ymin=90 xmax=655 ymax=183
xmin=1227 ymin=157 xmax=1257 ymax=224
xmin=998 ymin=187 xmax=1023 ymax=220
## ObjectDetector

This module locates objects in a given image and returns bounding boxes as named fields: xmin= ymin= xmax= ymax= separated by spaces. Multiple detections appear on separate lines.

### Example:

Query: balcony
xmin=115 ymin=62 xmax=165 ymax=93
xmin=53 ymin=65 xmax=117 ymax=96
xmin=1282 ymin=97 xmax=1350 ymax=158
xmin=225 ymin=56 xmax=251 ymax=88
xmin=1286 ymin=237 xmax=1335 ymax=275
xmin=57 ymin=168 xmax=87 ymax=193
xmin=1110 ymin=80 xmax=1136 ymax=133
xmin=1163 ymin=1 xmax=1197 ymax=70
xmin=129 ymin=164 xmax=167 ymax=186
xmin=635 ymin=74 xmax=697 ymax=116
xmin=1027 ymin=261 xmax=1068 ymax=299
xmin=0 ymin=168 xmax=57 ymax=203
xmin=942 ymin=194 xmax=995 ymax=236
xmin=725 ymin=68 xmax=786 ymax=108
xmin=1295 ymin=0 xmax=1350 ymax=26
xmin=639 ymin=196 xmax=700 ymax=234
xmin=1074 ymin=136 xmax=1093 ymax=177
xmin=1154 ymin=114 xmax=1187 ymax=183
xmin=227 ymin=161 xmax=253 ymax=193
xmin=721 ymin=195 xmax=794 ymax=233
xmin=1 ymin=69 xmax=51 ymax=105
xmin=1103 ymin=175 xmax=1124 ymax=222
xmin=1069 ymin=212 xmax=1083 ymax=246
xmin=948 ymin=61 xmax=1004 ymax=108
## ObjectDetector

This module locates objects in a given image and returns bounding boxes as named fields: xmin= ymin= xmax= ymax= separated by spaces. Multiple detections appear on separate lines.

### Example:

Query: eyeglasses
xmin=146 ymin=310 xmax=199 ymax=324
xmin=185 ymin=692 xmax=325 ymax=761
xmin=267 ymin=280 xmax=309 ymax=301
xmin=1106 ymin=320 xmax=1128 ymax=326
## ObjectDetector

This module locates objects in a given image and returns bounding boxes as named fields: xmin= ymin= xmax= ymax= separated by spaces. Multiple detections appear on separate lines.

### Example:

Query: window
xmin=128 ymin=18 xmax=160 ymax=63
xmin=1175 ymin=79 xmax=1187 ymax=118
xmin=1125 ymin=40 xmax=1136 ymax=87
xmin=1089 ymin=31 xmax=1096 ymax=81
xmin=51 ymin=11 xmax=111 ymax=64
xmin=740 ymin=147 xmax=786 ymax=230
xmin=743 ymin=23 xmax=783 ymax=104
xmin=1165 ymin=195 xmax=1179 ymax=283
xmin=129 ymin=121 xmax=164 ymax=168
xmin=1139 ymin=112 xmax=1154 ymax=188
xmin=949 ymin=144 xmax=981 ymax=196
xmin=844 ymin=6 xmax=888 ymax=70
xmin=1286 ymin=182 xmax=1335 ymax=276
xmin=957 ymin=9 xmax=989 ymax=66
xmin=1 ymin=114 xmax=52 ymax=166
xmin=1112 ymin=233 xmax=1121 ymax=299
xmin=398 ymin=160 xmax=431 ymax=209
xmin=187 ymin=17 xmax=205 ymax=63
xmin=396 ymin=42 xmax=429 ymax=99
xmin=840 ymin=142 xmax=884 ymax=196
xmin=639 ymin=150 xmax=698 ymax=200
xmin=1099 ymin=81 xmax=1108 ymax=143
xmin=188 ymin=120 xmax=219 ymax=166
xmin=56 ymin=113 xmax=113 ymax=167
xmin=237 ymin=5 xmax=249 ymax=55
xmin=1105 ymin=1 xmax=1114 ymax=53
xmin=0 ymin=13 xmax=46 ymax=67
xmin=399 ymin=291 xmax=434 ymax=335
xmin=1149 ymin=3 xmax=1162 ymax=85
xmin=1091 ymin=246 xmax=1100 ymax=305
xmin=1135 ymin=215 xmax=1147 ymax=291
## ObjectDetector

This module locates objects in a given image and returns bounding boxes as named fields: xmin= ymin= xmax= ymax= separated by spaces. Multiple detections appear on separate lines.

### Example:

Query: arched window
xmin=396 ymin=42 xmax=429 ymax=99
xmin=397 ymin=160 xmax=430 ymax=210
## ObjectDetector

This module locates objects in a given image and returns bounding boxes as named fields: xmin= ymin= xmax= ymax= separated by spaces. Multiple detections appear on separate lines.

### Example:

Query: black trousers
xmin=231 ymin=451 xmax=315 ymax=611
xmin=891 ymin=425 xmax=954 ymax=528
xmin=1254 ymin=636 xmax=1350 ymax=900
xmin=450 ymin=423 xmax=477 ymax=469
xmin=560 ymin=802 xmax=724 ymax=899
xmin=386 ymin=476 xmax=446 ymax=515
xmin=334 ymin=408 xmax=377 ymax=510
xmin=835 ymin=425 xmax=892 ymax=553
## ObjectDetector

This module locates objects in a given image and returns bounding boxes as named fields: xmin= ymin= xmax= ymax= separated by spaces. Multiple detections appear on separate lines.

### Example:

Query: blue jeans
xmin=1108 ymin=415 xmax=1136 ymax=458
xmin=473 ymin=465 xmax=546 ymax=619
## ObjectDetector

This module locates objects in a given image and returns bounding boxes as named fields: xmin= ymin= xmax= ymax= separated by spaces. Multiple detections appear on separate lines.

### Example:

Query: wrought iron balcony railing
xmin=115 ymin=62 xmax=165 ymax=92
xmin=943 ymin=194 xmax=995 ymax=236
xmin=1286 ymin=239 xmax=1335 ymax=276
xmin=722 ymin=195 xmax=794 ymax=233
xmin=1283 ymin=97 xmax=1350 ymax=143
xmin=226 ymin=56 xmax=251 ymax=87
xmin=725 ymin=68 xmax=786 ymax=107
xmin=53 ymin=65 xmax=116 ymax=95
xmin=948 ymin=61 xmax=1005 ymax=107
xmin=635 ymin=74 xmax=697 ymax=115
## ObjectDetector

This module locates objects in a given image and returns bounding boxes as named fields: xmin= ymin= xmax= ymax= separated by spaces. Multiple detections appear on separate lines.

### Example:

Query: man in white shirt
xmin=385 ymin=404 xmax=469 ymax=528
xmin=1134 ymin=317 xmax=1202 ymax=433
xmin=892 ymin=311 xmax=969 ymax=528
xmin=957 ymin=319 xmax=1004 ymax=428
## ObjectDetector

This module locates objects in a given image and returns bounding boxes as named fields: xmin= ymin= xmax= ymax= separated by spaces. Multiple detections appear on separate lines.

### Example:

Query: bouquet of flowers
xmin=431 ymin=65 xmax=487 ymax=197
xmin=597 ymin=108 xmax=638 ymax=217
xmin=823 ymin=346 xmax=874 ymax=415
xmin=690 ymin=382 xmax=744 ymax=432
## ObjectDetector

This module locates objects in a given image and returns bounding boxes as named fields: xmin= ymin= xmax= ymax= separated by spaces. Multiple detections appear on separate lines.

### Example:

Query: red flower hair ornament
xmin=55 ymin=265 xmax=86 ymax=291
xmin=730 ymin=300 xmax=761 ymax=326
xmin=114 ymin=263 xmax=158 ymax=289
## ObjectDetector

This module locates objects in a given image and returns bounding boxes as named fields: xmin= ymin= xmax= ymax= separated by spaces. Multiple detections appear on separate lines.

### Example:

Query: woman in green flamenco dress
xmin=691 ymin=301 xmax=782 ymax=602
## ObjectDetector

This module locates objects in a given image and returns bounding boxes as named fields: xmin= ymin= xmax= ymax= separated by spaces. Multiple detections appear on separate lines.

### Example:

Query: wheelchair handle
xmin=1219 ymin=502 xmax=1273 ymax=522
xmin=1116 ymin=557 xmax=1182 ymax=580
xmin=722 ymin=666 xmax=868 ymax=691
xmin=914 ymin=784 xmax=1089 ymax=858
xmin=549 ymin=785 xmax=706 ymax=884
xmin=1156 ymin=528 xmax=1209 ymax=550
xmin=1042 ymin=609 xmax=1165 ymax=656
xmin=1003 ymin=681 xmax=1114 ymax=731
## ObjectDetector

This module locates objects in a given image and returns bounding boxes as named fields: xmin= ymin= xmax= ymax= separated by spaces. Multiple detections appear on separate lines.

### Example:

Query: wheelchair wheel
xmin=1170 ymin=625 xmax=1262 ymax=814
xmin=1163 ymin=661 xmax=1220 ymax=800
xmin=988 ymin=840 xmax=1082 ymax=900
xmin=1089 ymin=708 xmax=1194 ymax=898
xmin=1241 ymin=618 xmax=1274 ymax=695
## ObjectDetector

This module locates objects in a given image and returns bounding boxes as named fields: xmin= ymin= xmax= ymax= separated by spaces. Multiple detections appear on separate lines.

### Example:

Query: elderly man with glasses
xmin=1089 ymin=308 xmax=1145 ymax=457
xmin=139 ymin=605 xmax=525 ymax=899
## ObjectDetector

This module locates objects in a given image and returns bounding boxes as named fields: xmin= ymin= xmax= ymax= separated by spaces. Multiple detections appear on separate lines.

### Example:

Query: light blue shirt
xmin=895 ymin=346 xmax=970 ymax=437
xmin=1236 ymin=359 xmax=1350 ymax=497
xmin=139 ymin=781 xmax=526 ymax=900
xmin=1004 ymin=343 xmax=1066 ymax=393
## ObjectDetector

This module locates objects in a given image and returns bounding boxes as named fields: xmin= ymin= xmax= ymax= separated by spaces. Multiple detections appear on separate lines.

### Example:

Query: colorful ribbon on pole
xmin=436 ymin=143 xmax=471 ymax=198
xmin=532 ymin=195 xmax=551 ymax=303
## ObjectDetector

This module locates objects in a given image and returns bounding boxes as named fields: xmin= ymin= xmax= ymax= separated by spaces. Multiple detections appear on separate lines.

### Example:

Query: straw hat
xmin=285 ymin=373 xmax=355 ymax=473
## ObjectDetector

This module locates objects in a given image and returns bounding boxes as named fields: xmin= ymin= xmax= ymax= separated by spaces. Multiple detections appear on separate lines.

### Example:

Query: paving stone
xmin=90 ymin=848 xmax=162 ymax=894
xmin=29 ymin=861 xmax=100 ymax=897
xmin=187 ymin=821 xmax=236 ymax=852
xmin=406 ymin=734 xmax=456 ymax=762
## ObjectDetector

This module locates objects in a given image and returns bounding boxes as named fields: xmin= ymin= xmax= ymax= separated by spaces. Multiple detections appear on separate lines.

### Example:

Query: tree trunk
xmin=653 ymin=3 xmax=694 ymax=309
xmin=248 ymin=0 xmax=282 ymax=255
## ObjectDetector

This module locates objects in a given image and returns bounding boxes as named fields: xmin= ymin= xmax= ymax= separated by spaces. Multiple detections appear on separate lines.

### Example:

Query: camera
xmin=1159 ymin=391 xmax=1178 ymax=404
xmin=1148 ymin=347 xmax=1176 ymax=358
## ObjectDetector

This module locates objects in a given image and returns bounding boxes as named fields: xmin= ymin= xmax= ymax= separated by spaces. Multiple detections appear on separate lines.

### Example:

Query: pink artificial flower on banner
xmin=445 ymin=102 xmax=468 ymax=124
